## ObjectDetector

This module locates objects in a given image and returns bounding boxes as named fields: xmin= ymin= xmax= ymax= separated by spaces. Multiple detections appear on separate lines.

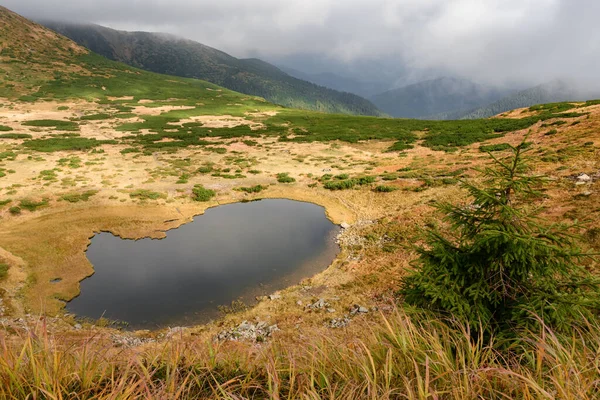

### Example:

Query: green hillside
xmin=0 ymin=7 xmax=587 ymax=156
xmin=40 ymin=21 xmax=383 ymax=116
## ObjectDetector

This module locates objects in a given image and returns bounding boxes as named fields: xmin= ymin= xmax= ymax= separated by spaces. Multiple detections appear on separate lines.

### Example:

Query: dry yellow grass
xmin=0 ymin=99 xmax=598 ymax=375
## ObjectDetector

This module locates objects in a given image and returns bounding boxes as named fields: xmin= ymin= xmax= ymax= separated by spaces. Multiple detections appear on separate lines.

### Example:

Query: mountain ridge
xmin=460 ymin=80 xmax=600 ymax=119
xmin=369 ymin=77 xmax=509 ymax=119
xmin=39 ymin=21 xmax=383 ymax=116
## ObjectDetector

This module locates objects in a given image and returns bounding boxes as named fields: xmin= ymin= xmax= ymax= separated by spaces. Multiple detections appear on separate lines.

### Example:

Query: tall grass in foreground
xmin=1 ymin=310 xmax=599 ymax=399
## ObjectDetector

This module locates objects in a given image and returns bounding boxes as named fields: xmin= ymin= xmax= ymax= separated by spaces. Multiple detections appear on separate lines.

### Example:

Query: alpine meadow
xmin=0 ymin=3 xmax=600 ymax=399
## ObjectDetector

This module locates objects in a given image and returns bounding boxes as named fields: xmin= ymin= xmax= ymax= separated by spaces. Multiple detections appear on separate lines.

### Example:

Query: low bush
xmin=129 ymin=190 xmax=166 ymax=200
xmin=23 ymin=138 xmax=117 ymax=152
xmin=0 ymin=133 xmax=32 ymax=139
xmin=374 ymin=185 xmax=397 ymax=192
xmin=0 ymin=263 xmax=8 ymax=280
xmin=22 ymin=119 xmax=79 ymax=131
xmin=191 ymin=185 xmax=216 ymax=202
xmin=19 ymin=198 xmax=49 ymax=212
xmin=79 ymin=113 xmax=112 ymax=121
xmin=237 ymin=185 xmax=266 ymax=193
xmin=60 ymin=190 xmax=99 ymax=203
xmin=276 ymin=173 xmax=296 ymax=183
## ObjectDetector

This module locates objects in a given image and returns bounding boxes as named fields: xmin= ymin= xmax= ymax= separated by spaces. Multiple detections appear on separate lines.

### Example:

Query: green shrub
xmin=355 ymin=176 xmax=376 ymax=185
xmin=400 ymin=140 xmax=600 ymax=335
xmin=0 ymin=125 xmax=13 ymax=132
xmin=19 ymin=199 xmax=49 ymax=212
xmin=60 ymin=190 xmax=98 ymax=203
xmin=0 ymin=133 xmax=32 ymax=139
xmin=57 ymin=157 xmax=81 ymax=168
xmin=23 ymin=138 xmax=116 ymax=152
xmin=197 ymin=165 xmax=214 ymax=174
xmin=129 ymin=190 xmax=166 ymax=200
xmin=120 ymin=148 xmax=141 ymax=154
xmin=277 ymin=173 xmax=296 ymax=183
xmin=374 ymin=185 xmax=397 ymax=192
xmin=237 ymin=185 xmax=267 ymax=194
xmin=380 ymin=173 xmax=398 ymax=181
xmin=192 ymin=185 xmax=216 ymax=202
xmin=22 ymin=119 xmax=79 ymax=131
xmin=479 ymin=143 xmax=511 ymax=152
xmin=79 ymin=113 xmax=112 ymax=121
xmin=323 ymin=175 xmax=375 ymax=191
xmin=206 ymin=147 xmax=227 ymax=154
xmin=9 ymin=206 xmax=21 ymax=215
xmin=324 ymin=179 xmax=356 ymax=190
xmin=0 ymin=151 xmax=16 ymax=161
xmin=176 ymin=174 xmax=190 ymax=184
xmin=0 ymin=263 xmax=8 ymax=280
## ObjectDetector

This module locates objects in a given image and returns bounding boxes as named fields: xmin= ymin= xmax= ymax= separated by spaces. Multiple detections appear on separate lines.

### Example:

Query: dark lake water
xmin=66 ymin=199 xmax=340 ymax=329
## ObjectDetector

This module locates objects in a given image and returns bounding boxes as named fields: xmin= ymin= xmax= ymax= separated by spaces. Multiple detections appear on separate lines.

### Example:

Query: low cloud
xmin=5 ymin=0 xmax=599 ymax=87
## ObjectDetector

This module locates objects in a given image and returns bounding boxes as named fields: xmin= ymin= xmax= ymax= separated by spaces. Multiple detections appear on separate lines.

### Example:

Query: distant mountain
xmin=279 ymin=66 xmax=389 ymax=98
xmin=460 ymin=80 xmax=600 ymax=119
xmin=41 ymin=22 xmax=383 ymax=116
xmin=368 ymin=77 xmax=508 ymax=119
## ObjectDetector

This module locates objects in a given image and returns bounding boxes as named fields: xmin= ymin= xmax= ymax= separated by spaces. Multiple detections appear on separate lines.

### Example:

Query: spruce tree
xmin=400 ymin=140 xmax=600 ymax=334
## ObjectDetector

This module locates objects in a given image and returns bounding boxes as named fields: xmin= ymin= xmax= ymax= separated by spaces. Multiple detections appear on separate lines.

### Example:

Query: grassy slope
xmin=1 ymin=6 xmax=600 ymax=399
xmin=41 ymin=21 xmax=384 ymax=116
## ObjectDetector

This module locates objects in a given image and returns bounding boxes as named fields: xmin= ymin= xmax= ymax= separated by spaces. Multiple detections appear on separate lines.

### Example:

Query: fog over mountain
xmin=5 ymin=0 xmax=599 ymax=92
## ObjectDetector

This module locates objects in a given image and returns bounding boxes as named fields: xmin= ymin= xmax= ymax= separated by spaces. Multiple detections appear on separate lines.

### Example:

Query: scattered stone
xmin=296 ymin=300 xmax=303 ymax=306
xmin=73 ymin=323 xmax=82 ymax=330
xmin=577 ymin=173 xmax=592 ymax=182
xmin=269 ymin=293 xmax=282 ymax=300
xmin=350 ymin=305 xmax=369 ymax=315
xmin=166 ymin=326 xmax=185 ymax=338
xmin=326 ymin=308 xmax=336 ymax=313
xmin=111 ymin=334 xmax=154 ymax=347
xmin=216 ymin=320 xmax=279 ymax=342
xmin=340 ymin=222 xmax=350 ymax=229
xmin=329 ymin=316 xmax=351 ymax=328
xmin=307 ymin=298 xmax=329 ymax=310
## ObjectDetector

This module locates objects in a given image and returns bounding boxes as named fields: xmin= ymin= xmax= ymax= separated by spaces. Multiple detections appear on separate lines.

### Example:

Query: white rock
xmin=577 ymin=173 xmax=592 ymax=182
xmin=340 ymin=222 xmax=350 ymax=229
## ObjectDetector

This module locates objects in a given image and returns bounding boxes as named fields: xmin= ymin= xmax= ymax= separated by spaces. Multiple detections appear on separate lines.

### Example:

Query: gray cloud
xmin=4 ymin=0 xmax=599 ymax=87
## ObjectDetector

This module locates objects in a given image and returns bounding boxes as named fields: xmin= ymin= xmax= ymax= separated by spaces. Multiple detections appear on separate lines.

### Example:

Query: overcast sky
xmin=4 ymin=0 xmax=599 ymax=87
